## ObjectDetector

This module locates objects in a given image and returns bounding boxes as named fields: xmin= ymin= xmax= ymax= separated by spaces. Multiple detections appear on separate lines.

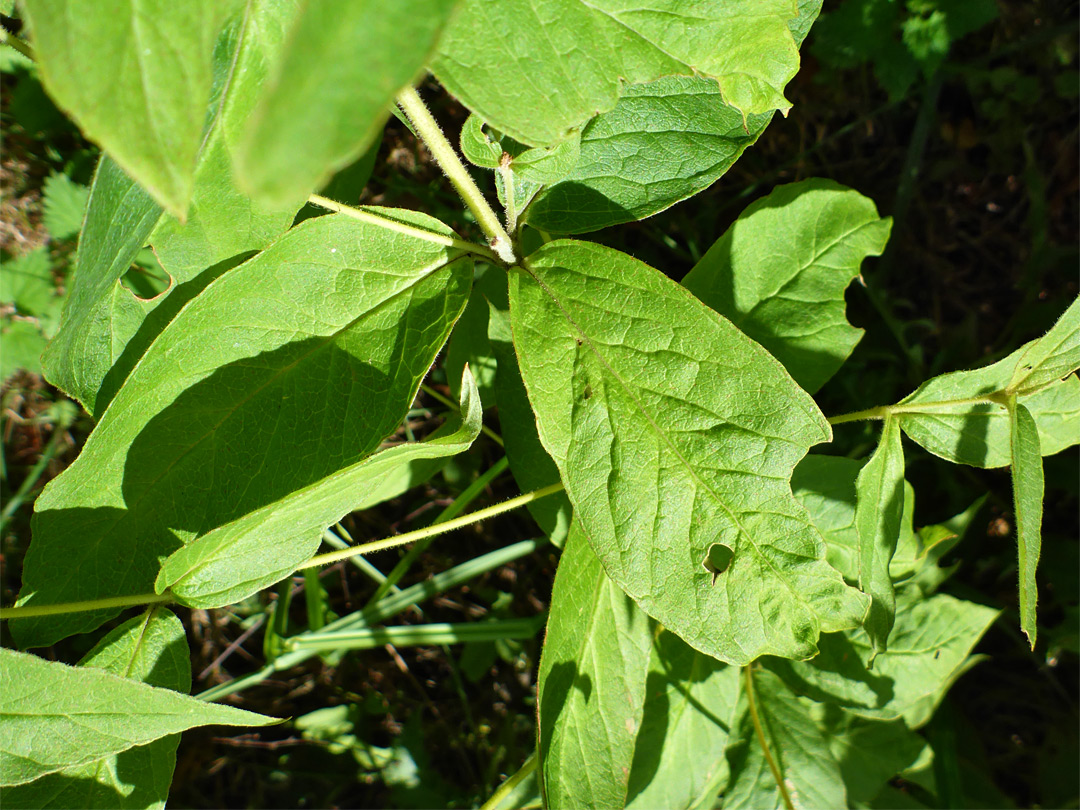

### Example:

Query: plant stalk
xmin=396 ymin=85 xmax=516 ymax=264
xmin=308 ymin=194 xmax=497 ymax=262
xmin=744 ymin=665 xmax=795 ymax=810
xmin=0 ymin=27 xmax=34 ymax=61
xmin=828 ymin=394 xmax=1005 ymax=425
xmin=299 ymin=481 xmax=563 ymax=569
xmin=0 ymin=591 xmax=173 ymax=621
xmin=480 ymin=751 xmax=538 ymax=810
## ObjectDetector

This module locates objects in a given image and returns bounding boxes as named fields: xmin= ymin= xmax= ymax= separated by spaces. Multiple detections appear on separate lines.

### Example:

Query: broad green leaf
xmin=1007 ymin=295 xmax=1080 ymax=395
xmin=511 ymin=240 xmax=867 ymax=664
xmin=12 ymin=211 xmax=472 ymax=648
xmin=895 ymin=339 xmax=1080 ymax=469
xmin=236 ymin=0 xmax=456 ymax=205
xmin=41 ymin=172 xmax=90 ymax=240
xmin=792 ymin=454 xmax=916 ymax=585
xmin=0 ymin=319 xmax=48 ymax=379
xmin=0 ymin=647 xmax=273 ymax=787
xmin=766 ymin=592 xmax=999 ymax=728
xmin=486 ymin=273 xmax=572 ymax=546
xmin=22 ymin=0 xmax=238 ymax=215
xmin=625 ymin=632 xmax=740 ymax=810
xmin=683 ymin=179 xmax=892 ymax=393
xmin=444 ymin=266 xmax=501 ymax=409
xmin=811 ymin=706 xmax=928 ymax=807
xmin=3 ymin=608 xmax=189 ymax=809
xmin=149 ymin=0 xmax=305 ymax=280
xmin=723 ymin=668 xmax=846 ymax=810
xmin=0 ymin=247 xmax=55 ymax=317
xmin=537 ymin=521 xmax=653 ymax=809
xmin=523 ymin=77 xmax=773 ymax=235
xmin=855 ymin=417 xmax=905 ymax=662
xmin=158 ymin=367 xmax=482 ymax=607
xmin=40 ymin=156 xmax=163 ymax=414
xmin=434 ymin=0 xmax=803 ymax=147
xmin=1009 ymin=399 xmax=1043 ymax=648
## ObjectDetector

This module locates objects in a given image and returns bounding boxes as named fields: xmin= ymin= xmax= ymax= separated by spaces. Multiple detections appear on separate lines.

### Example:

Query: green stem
xmin=744 ymin=665 xmax=794 ymax=810
xmin=196 ymin=537 xmax=546 ymax=702
xmin=366 ymin=455 xmax=510 ymax=606
xmin=0 ymin=421 xmax=67 ymax=532
xmin=308 ymin=194 xmax=497 ymax=262
xmin=828 ymin=394 xmax=1005 ymax=425
xmin=480 ymin=751 xmax=538 ymax=810
xmin=299 ymin=482 xmax=563 ymax=569
xmin=396 ymin=86 xmax=515 ymax=264
xmin=0 ymin=591 xmax=173 ymax=621
xmin=0 ymin=27 xmax=34 ymax=61
xmin=421 ymin=383 xmax=504 ymax=446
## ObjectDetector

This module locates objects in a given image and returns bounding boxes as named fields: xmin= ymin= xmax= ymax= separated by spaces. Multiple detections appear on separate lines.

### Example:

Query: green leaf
xmin=625 ymin=632 xmax=739 ymax=810
xmin=22 ymin=0 xmax=239 ymax=215
xmin=434 ymin=0 xmax=804 ymax=147
xmin=486 ymin=273 xmax=572 ymax=546
xmin=235 ymin=0 xmax=456 ymax=206
xmin=683 ymin=179 xmax=892 ymax=393
xmin=855 ymin=416 xmax=905 ymax=662
xmin=811 ymin=706 xmax=929 ymax=807
xmin=723 ymin=667 xmax=846 ymax=810
xmin=41 ymin=173 xmax=90 ymax=240
xmin=0 ymin=647 xmax=273 ymax=787
xmin=1006 ymin=296 xmax=1080 ymax=395
xmin=766 ymin=592 xmax=999 ymax=728
xmin=3 ymin=608 xmax=189 ymax=809
xmin=792 ymin=454 xmax=917 ymax=585
xmin=0 ymin=319 xmax=48 ymax=379
xmin=459 ymin=114 xmax=504 ymax=169
xmin=158 ymin=366 xmax=482 ymax=607
xmin=148 ymin=0 xmax=306 ymax=280
xmin=40 ymin=155 xmax=163 ymax=414
xmin=511 ymin=240 xmax=867 ymax=664
xmin=1009 ymin=399 xmax=1043 ymax=648
xmin=523 ymin=77 xmax=773 ymax=235
xmin=0 ymin=247 xmax=55 ymax=317
xmin=12 ymin=211 xmax=472 ymax=648
xmin=537 ymin=521 xmax=653 ymax=809
xmin=896 ymin=345 xmax=1080 ymax=468
xmin=444 ymin=267 xmax=500 ymax=409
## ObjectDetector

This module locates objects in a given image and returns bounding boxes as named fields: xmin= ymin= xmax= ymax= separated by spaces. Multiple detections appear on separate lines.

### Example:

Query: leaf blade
xmin=537 ymin=521 xmax=653 ymax=809
xmin=855 ymin=416 xmax=906 ymax=662
xmin=236 ymin=0 xmax=456 ymax=205
xmin=1009 ymin=399 xmax=1043 ymax=648
xmin=511 ymin=240 xmax=867 ymax=664
xmin=22 ymin=0 xmax=237 ymax=214
xmin=683 ymin=179 xmax=892 ymax=393
xmin=158 ymin=367 xmax=483 ymax=607
xmin=13 ymin=211 xmax=471 ymax=648
xmin=0 ymin=648 xmax=272 ymax=787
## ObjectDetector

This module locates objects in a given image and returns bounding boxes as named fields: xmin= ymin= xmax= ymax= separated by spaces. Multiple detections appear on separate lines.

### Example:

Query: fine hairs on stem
xmin=395 ymin=85 xmax=517 ymax=264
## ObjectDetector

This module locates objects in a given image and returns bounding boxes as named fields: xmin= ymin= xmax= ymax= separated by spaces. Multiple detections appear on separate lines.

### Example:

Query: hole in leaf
xmin=702 ymin=543 xmax=734 ymax=584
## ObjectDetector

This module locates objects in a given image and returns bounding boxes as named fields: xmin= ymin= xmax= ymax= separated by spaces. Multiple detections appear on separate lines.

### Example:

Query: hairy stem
xmin=481 ymin=751 xmax=538 ymax=810
xmin=396 ymin=86 xmax=516 ymax=264
xmin=308 ymin=194 xmax=497 ymax=261
xmin=744 ymin=665 xmax=795 ymax=810
xmin=0 ymin=27 xmax=34 ymax=61
xmin=0 ymin=591 xmax=173 ymax=621
xmin=299 ymin=482 xmax=564 ymax=569
xmin=828 ymin=394 xmax=1005 ymax=425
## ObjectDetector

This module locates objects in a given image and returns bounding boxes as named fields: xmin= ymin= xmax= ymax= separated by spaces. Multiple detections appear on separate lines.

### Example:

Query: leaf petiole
xmin=0 ymin=591 xmax=173 ymax=621
xmin=828 ymin=393 xmax=1006 ymax=425
xmin=298 ymin=482 xmax=564 ymax=569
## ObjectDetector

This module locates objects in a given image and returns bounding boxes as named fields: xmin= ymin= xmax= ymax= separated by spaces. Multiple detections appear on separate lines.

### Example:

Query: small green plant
xmin=1 ymin=2 xmax=1077 ymax=808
